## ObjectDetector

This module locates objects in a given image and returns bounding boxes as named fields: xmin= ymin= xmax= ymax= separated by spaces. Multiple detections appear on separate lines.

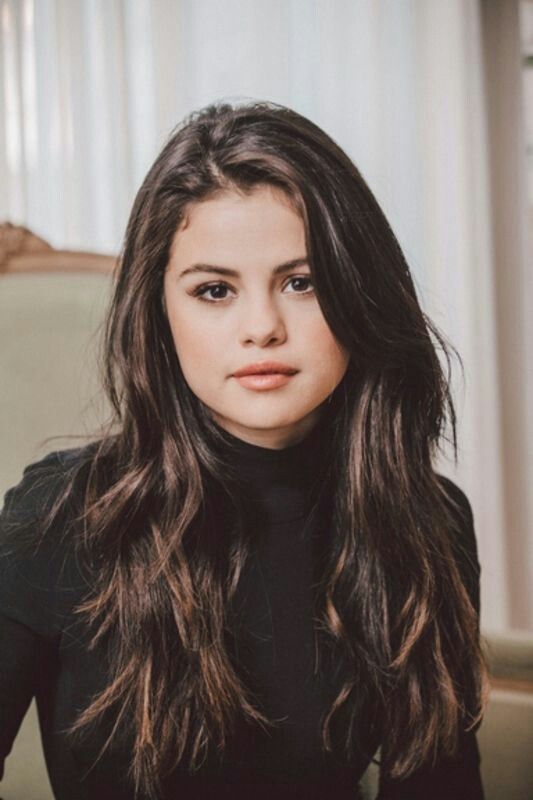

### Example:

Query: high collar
xmin=212 ymin=421 xmax=326 ymax=524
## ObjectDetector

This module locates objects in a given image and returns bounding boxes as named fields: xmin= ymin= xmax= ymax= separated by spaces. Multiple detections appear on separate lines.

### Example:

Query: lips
xmin=232 ymin=361 xmax=298 ymax=377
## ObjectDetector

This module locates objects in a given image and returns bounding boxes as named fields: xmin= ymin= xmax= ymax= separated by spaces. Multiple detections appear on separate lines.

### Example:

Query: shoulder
xmin=1 ymin=442 xmax=98 ymax=522
xmin=434 ymin=473 xmax=481 ymax=614
xmin=435 ymin=474 xmax=473 ymax=519
xmin=0 ymin=442 xmax=100 ymax=639
xmin=434 ymin=474 xmax=477 ymax=556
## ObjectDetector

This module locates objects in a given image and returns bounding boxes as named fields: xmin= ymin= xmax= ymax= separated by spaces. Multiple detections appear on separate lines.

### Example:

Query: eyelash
xmin=191 ymin=276 xmax=315 ymax=304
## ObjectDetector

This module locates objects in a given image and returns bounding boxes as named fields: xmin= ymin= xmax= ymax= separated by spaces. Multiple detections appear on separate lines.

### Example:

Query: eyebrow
xmin=178 ymin=257 xmax=309 ymax=279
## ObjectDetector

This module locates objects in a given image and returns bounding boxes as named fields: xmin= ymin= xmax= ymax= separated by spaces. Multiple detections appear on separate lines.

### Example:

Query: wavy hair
xmin=37 ymin=100 xmax=489 ymax=798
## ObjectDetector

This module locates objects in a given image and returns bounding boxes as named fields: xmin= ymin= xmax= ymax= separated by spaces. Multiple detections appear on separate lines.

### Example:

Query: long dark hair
xmin=35 ymin=100 xmax=489 ymax=797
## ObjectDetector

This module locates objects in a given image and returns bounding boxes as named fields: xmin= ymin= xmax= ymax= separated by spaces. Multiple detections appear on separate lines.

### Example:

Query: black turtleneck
xmin=205 ymin=421 xmax=359 ymax=788
xmin=0 ymin=425 xmax=485 ymax=799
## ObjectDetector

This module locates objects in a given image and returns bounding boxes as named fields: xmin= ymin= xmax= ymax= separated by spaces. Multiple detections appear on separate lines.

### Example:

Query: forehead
xmin=178 ymin=184 xmax=302 ymax=228
xmin=169 ymin=186 xmax=306 ymax=270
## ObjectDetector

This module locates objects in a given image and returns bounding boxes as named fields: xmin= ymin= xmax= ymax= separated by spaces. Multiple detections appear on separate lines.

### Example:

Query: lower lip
xmin=233 ymin=373 xmax=296 ymax=390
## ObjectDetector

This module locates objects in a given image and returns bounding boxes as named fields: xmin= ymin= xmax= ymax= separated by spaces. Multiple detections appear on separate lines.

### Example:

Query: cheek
xmin=167 ymin=316 xmax=221 ymax=398
xmin=167 ymin=307 xmax=217 ymax=367
xmin=309 ymin=317 xmax=350 ymax=373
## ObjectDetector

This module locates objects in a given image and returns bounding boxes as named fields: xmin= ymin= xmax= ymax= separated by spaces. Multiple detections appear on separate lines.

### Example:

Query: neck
xmin=210 ymin=417 xmax=328 ymax=524
xmin=208 ymin=408 xmax=324 ymax=451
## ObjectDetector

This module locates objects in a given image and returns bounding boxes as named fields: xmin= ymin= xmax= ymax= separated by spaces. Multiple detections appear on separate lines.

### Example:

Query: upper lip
xmin=232 ymin=361 xmax=298 ymax=377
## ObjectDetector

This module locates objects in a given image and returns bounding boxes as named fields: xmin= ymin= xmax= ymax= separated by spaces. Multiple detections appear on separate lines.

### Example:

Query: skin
xmin=163 ymin=184 xmax=350 ymax=450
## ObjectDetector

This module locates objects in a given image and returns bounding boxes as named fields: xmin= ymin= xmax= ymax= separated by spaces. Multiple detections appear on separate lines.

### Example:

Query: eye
xmin=284 ymin=275 xmax=314 ymax=295
xmin=192 ymin=282 xmax=235 ymax=303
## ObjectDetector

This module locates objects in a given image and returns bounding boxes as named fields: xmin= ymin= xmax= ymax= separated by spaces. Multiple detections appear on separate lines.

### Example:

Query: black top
xmin=0 ymin=425 xmax=484 ymax=799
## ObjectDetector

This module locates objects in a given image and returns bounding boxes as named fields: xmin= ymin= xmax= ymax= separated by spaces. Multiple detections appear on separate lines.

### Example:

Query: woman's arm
xmin=0 ymin=614 xmax=47 ymax=780
xmin=0 ymin=451 xmax=83 ymax=782
xmin=376 ymin=478 xmax=485 ymax=800
xmin=376 ymin=729 xmax=484 ymax=800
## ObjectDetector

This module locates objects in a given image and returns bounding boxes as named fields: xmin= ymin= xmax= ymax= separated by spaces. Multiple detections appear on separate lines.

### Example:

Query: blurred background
xmin=0 ymin=1 xmax=532 ymax=797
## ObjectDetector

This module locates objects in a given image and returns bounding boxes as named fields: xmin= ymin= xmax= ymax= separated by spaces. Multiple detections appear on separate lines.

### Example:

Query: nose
xmin=238 ymin=294 xmax=287 ymax=347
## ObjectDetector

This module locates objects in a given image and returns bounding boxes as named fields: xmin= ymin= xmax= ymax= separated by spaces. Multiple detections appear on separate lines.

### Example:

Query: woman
xmin=0 ymin=101 xmax=489 ymax=800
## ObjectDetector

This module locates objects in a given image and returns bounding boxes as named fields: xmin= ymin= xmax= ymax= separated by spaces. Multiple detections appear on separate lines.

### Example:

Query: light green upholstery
xmin=0 ymin=271 xmax=113 ymax=497
xmin=477 ymin=630 xmax=533 ymax=799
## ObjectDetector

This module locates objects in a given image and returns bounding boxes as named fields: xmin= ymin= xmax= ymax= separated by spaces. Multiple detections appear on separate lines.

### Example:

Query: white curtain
xmin=1 ymin=0 xmax=530 ymax=633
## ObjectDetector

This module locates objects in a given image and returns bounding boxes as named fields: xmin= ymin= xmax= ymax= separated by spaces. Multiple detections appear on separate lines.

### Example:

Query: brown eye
xmin=285 ymin=276 xmax=314 ymax=294
xmin=193 ymin=282 xmax=234 ymax=303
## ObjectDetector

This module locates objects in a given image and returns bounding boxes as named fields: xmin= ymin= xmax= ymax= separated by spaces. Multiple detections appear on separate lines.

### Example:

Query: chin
xmin=234 ymin=416 xmax=298 ymax=431
xmin=212 ymin=409 xmax=305 ymax=432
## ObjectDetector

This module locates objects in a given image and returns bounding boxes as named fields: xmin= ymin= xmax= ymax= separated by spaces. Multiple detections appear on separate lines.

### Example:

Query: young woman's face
xmin=163 ymin=184 xmax=350 ymax=449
